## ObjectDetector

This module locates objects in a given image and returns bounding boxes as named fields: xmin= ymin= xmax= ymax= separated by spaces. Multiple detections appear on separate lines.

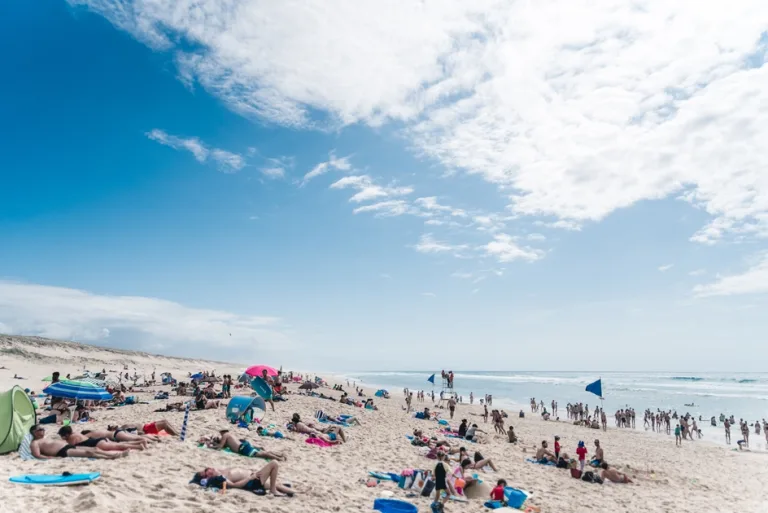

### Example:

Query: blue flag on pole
xmin=585 ymin=379 xmax=603 ymax=398
xmin=427 ymin=374 xmax=435 ymax=384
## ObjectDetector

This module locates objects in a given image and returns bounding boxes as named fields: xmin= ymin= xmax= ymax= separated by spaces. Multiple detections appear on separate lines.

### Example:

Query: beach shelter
xmin=0 ymin=386 xmax=37 ymax=455
xmin=245 ymin=365 xmax=278 ymax=378
xmin=375 ymin=389 xmax=388 ymax=398
xmin=226 ymin=396 xmax=266 ymax=424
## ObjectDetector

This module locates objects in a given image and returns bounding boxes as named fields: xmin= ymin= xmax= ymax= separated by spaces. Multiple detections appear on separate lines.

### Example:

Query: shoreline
xmin=1 ymin=339 xmax=768 ymax=513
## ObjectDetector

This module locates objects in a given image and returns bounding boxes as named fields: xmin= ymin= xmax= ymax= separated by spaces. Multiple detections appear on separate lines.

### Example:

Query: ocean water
xmin=338 ymin=371 xmax=768 ymax=448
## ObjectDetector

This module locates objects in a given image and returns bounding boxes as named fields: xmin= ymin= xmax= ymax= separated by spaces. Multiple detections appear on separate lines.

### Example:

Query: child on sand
xmin=490 ymin=478 xmax=507 ymax=506
xmin=576 ymin=440 xmax=587 ymax=472
xmin=675 ymin=424 xmax=682 ymax=447
xmin=554 ymin=436 xmax=561 ymax=460
xmin=432 ymin=451 xmax=450 ymax=512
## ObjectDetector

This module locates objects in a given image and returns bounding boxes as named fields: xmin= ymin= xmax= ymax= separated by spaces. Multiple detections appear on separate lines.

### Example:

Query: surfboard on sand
xmin=9 ymin=472 xmax=101 ymax=486
xmin=250 ymin=377 xmax=273 ymax=399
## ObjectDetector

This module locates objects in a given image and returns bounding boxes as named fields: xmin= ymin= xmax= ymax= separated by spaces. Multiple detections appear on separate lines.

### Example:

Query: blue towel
xmin=526 ymin=458 xmax=556 ymax=466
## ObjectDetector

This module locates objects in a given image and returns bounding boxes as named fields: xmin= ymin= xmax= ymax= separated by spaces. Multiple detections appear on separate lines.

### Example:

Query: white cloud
xmin=421 ymin=292 xmax=436 ymax=298
xmin=330 ymin=175 xmax=413 ymax=203
xmin=210 ymin=149 xmax=246 ymax=173
xmin=0 ymin=281 xmax=290 ymax=357
xmin=260 ymin=167 xmax=285 ymax=178
xmin=658 ymin=264 xmax=674 ymax=272
xmin=414 ymin=234 xmax=467 ymax=255
xmin=80 ymin=1 xmax=768 ymax=246
xmin=300 ymin=153 xmax=352 ymax=186
xmin=693 ymin=254 xmax=768 ymax=297
xmin=146 ymin=129 xmax=244 ymax=172
xmin=353 ymin=200 xmax=411 ymax=217
xmin=414 ymin=197 xmax=467 ymax=218
xmin=527 ymin=233 xmax=546 ymax=242
xmin=688 ymin=269 xmax=706 ymax=277
xmin=482 ymin=234 xmax=544 ymax=263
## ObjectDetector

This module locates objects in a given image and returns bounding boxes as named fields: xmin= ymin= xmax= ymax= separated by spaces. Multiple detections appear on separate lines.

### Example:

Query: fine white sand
xmin=1 ymin=335 xmax=768 ymax=513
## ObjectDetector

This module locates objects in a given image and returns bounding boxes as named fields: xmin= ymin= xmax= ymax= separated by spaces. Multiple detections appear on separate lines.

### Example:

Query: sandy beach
xmin=1 ymin=335 xmax=767 ymax=513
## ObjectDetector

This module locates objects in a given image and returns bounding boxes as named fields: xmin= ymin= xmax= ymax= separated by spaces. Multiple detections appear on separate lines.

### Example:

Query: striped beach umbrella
xmin=43 ymin=380 xmax=113 ymax=401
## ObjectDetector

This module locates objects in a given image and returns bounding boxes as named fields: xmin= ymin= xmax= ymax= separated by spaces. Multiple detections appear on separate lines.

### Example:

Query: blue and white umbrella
xmin=190 ymin=373 xmax=204 ymax=380
xmin=43 ymin=380 xmax=113 ymax=401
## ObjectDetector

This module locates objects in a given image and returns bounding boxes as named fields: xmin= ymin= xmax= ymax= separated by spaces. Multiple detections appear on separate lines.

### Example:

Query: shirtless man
xmin=28 ymin=425 xmax=128 ymax=460
xmin=600 ymin=463 xmax=632 ymax=483
xmin=592 ymin=439 xmax=604 ymax=466
xmin=724 ymin=419 xmax=731 ymax=444
xmin=202 ymin=431 xmax=286 ymax=461
xmin=448 ymin=397 xmax=457 ymax=419
xmin=194 ymin=462 xmax=295 ymax=497
xmin=535 ymin=441 xmax=556 ymax=463
xmin=58 ymin=425 xmax=144 ymax=451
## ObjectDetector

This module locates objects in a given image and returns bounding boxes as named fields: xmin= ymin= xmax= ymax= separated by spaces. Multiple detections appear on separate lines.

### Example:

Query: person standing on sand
xmin=406 ymin=392 xmax=413 ymax=413
xmin=470 ymin=392 xmax=473 ymax=404
xmin=483 ymin=404 xmax=489 ymax=423
xmin=601 ymin=410 xmax=607 ymax=431
xmin=675 ymin=424 xmax=682 ymax=447
xmin=448 ymin=397 xmax=456 ymax=419
xmin=576 ymin=441 xmax=587 ymax=471
xmin=724 ymin=419 xmax=731 ymax=444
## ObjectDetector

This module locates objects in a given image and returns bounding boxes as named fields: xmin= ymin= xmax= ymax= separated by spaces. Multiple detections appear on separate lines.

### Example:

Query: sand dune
xmin=1 ymin=335 xmax=767 ymax=513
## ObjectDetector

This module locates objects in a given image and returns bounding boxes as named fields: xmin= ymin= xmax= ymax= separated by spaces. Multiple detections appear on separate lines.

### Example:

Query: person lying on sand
xmin=458 ymin=447 xmax=498 ymax=471
xmin=201 ymin=431 xmax=287 ymax=461
xmin=82 ymin=428 xmax=149 ymax=449
xmin=193 ymin=462 xmax=295 ymax=497
xmin=58 ymin=425 xmax=145 ymax=451
xmin=195 ymin=391 xmax=221 ymax=410
xmin=288 ymin=414 xmax=346 ymax=444
xmin=116 ymin=420 xmax=179 ymax=437
xmin=155 ymin=402 xmax=187 ymax=413
xmin=535 ymin=441 xmax=556 ymax=463
xmin=29 ymin=425 xmax=129 ymax=460
xmin=600 ymin=463 xmax=632 ymax=483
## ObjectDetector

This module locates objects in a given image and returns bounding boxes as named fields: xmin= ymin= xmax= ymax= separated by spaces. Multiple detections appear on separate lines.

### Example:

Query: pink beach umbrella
xmin=245 ymin=365 xmax=278 ymax=378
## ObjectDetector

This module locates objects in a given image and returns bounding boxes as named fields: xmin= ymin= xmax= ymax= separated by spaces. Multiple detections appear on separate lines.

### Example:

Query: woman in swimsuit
xmin=194 ymin=462 xmax=295 ymax=497
xmin=204 ymin=431 xmax=286 ymax=461
xmin=58 ymin=425 xmax=145 ymax=451
xmin=85 ymin=428 xmax=151 ymax=448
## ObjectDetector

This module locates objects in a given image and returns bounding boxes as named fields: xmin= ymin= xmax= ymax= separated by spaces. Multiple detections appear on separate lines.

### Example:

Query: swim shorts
xmin=142 ymin=422 xmax=159 ymax=435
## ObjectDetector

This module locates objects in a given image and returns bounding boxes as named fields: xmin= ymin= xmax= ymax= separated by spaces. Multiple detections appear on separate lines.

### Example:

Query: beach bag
xmin=581 ymin=471 xmax=602 ymax=484
xmin=421 ymin=478 xmax=435 ymax=497
xmin=570 ymin=468 xmax=582 ymax=479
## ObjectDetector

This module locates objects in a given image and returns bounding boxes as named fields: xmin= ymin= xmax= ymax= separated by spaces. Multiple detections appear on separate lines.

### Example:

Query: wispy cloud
xmin=80 ymin=0 xmax=768 ymax=245
xmin=482 ymin=234 xmax=543 ymax=263
xmin=330 ymin=175 xmax=413 ymax=203
xmin=300 ymin=153 xmax=352 ymax=186
xmin=353 ymin=200 xmax=411 ymax=217
xmin=688 ymin=269 xmax=706 ymax=277
xmin=0 ymin=280 xmax=290 ymax=358
xmin=421 ymin=292 xmax=436 ymax=298
xmin=693 ymin=254 xmax=768 ymax=297
xmin=259 ymin=156 xmax=294 ymax=179
xmin=146 ymin=129 xmax=245 ymax=172
xmin=414 ymin=234 xmax=467 ymax=255
xmin=658 ymin=264 xmax=674 ymax=272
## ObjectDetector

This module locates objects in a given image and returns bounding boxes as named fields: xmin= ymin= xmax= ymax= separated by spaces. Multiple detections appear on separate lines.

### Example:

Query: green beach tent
xmin=0 ymin=386 xmax=37 ymax=454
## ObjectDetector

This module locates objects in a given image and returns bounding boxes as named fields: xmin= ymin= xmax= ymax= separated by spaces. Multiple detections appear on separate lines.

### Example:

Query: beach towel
xmin=306 ymin=437 xmax=332 ymax=447
xmin=18 ymin=434 xmax=34 ymax=461
xmin=526 ymin=458 xmax=556 ymax=467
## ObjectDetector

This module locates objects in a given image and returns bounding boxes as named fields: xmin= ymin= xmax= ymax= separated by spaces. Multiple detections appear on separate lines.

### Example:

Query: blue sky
xmin=2 ymin=1 xmax=767 ymax=371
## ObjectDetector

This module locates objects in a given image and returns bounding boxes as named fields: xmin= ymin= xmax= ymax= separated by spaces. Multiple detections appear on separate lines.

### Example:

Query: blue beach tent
xmin=226 ymin=396 xmax=266 ymax=423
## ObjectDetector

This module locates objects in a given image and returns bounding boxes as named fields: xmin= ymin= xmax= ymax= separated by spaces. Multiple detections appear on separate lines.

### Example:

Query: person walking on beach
xmin=601 ymin=410 xmax=607 ymax=431
xmin=406 ymin=392 xmax=413 ymax=413
xmin=448 ymin=397 xmax=457 ymax=419
xmin=675 ymin=424 xmax=682 ymax=447
xmin=470 ymin=392 xmax=473 ymax=404
xmin=724 ymin=419 xmax=731 ymax=444
xmin=483 ymin=404 xmax=489 ymax=423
